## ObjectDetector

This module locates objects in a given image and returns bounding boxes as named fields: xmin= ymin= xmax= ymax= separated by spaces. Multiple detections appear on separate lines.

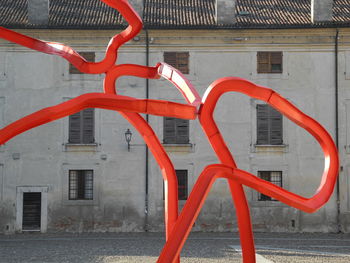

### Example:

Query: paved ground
xmin=0 ymin=232 xmax=349 ymax=262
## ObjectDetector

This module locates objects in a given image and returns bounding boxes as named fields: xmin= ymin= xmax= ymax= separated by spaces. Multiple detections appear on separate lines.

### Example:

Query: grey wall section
xmin=0 ymin=28 xmax=349 ymax=233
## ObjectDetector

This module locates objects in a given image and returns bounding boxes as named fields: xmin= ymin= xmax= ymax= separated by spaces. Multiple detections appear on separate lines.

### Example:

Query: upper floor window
xmin=257 ymin=104 xmax=283 ymax=145
xmin=163 ymin=117 xmax=189 ymax=144
xmin=257 ymin=52 xmax=282 ymax=74
xmin=258 ymin=171 xmax=282 ymax=201
xmin=164 ymin=52 xmax=189 ymax=74
xmin=69 ymin=108 xmax=95 ymax=144
xmin=69 ymin=170 xmax=93 ymax=200
xmin=69 ymin=52 xmax=95 ymax=74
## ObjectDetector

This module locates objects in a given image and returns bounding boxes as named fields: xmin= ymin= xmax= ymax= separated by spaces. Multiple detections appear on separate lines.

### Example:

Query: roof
xmin=0 ymin=0 xmax=349 ymax=29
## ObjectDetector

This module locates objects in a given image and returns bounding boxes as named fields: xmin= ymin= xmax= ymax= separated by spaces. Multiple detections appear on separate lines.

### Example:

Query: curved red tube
xmin=200 ymin=77 xmax=339 ymax=212
xmin=0 ymin=0 xmax=142 ymax=74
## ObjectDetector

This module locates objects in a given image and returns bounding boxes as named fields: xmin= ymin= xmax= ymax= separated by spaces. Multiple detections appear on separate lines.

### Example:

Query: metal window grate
xmin=69 ymin=170 xmax=93 ymax=200
xmin=258 ymin=171 xmax=282 ymax=201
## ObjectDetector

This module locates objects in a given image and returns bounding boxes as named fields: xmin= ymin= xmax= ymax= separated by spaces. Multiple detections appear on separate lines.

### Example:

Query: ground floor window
xmin=258 ymin=171 xmax=282 ymax=201
xmin=163 ymin=169 xmax=188 ymax=200
xmin=69 ymin=170 xmax=93 ymax=200
xmin=176 ymin=170 xmax=188 ymax=200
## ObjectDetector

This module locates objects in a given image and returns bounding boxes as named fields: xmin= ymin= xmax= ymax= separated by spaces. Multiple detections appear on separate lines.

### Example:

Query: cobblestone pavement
xmin=0 ymin=232 xmax=349 ymax=262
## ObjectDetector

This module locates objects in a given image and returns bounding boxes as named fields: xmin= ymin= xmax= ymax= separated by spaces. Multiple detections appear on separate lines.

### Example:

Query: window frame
xmin=163 ymin=169 xmax=188 ymax=201
xmin=257 ymin=51 xmax=283 ymax=74
xmin=163 ymin=117 xmax=190 ymax=145
xmin=176 ymin=170 xmax=188 ymax=200
xmin=256 ymin=104 xmax=283 ymax=146
xmin=68 ymin=170 xmax=94 ymax=201
xmin=164 ymin=52 xmax=190 ymax=74
xmin=68 ymin=108 xmax=95 ymax=144
xmin=257 ymin=171 xmax=283 ymax=201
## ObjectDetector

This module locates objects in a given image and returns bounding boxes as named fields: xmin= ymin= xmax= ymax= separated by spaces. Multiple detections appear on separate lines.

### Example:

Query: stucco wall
xmin=0 ymin=27 xmax=349 ymax=233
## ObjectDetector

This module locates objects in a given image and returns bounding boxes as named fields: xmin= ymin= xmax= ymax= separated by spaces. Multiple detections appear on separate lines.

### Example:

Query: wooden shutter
xmin=164 ymin=52 xmax=189 ymax=74
xmin=257 ymin=104 xmax=269 ymax=144
xmin=163 ymin=117 xmax=189 ymax=144
xmin=69 ymin=109 xmax=94 ymax=144
xmin=177 ymin=52 xmax=189 ymax=74
xmin=257 ymin=52 xmax=270 ymax=73
xmin=257 ymin=52 xmax=282 ymax=73
xmin=269 ymin=107 xmax=283 ymax=145
xmin=270 ymin=52 xmax=283 ymax=73
xmin=257 ymin=104 xmax=282 ymax=145
xmin=69 ymin=112 xmax=82 ymax=143
xmin=164 ymin=117 xmax=176 ymax=143
xmin=82 ymin=108 xmax=94 ymax=143
xmin=176 ymin=118 xmax=189 ymax=143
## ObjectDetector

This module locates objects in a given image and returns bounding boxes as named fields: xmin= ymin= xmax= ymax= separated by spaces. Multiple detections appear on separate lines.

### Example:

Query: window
xmin=176 ymin=170 xmax=188 ymax=200
xmin=69 ymin=170 xmax=93 ymax=200
xmin=164 ymin=52 xmax=189 ymax=74
xmin=258 ymin=171 xmax=282 ymax=201
xmin=69 ymin=108 xmax=95 ymax=144
xmin=163 ymin=117 xmax=189 ymax=144
xmin=69 ymin=52 xmax=95 ymax=74
xmin=256 ymin=104 xmax=283 ymax=145
xmin=257 ymin=52 xmax=282 ymax=73
xmin=163 ymin=169 xmax=188 ymax=200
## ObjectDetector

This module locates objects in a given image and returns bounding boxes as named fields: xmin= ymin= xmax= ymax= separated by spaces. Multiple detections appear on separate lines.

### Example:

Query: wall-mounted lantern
xmin=125 ymin=128 xmax=132 ymax=151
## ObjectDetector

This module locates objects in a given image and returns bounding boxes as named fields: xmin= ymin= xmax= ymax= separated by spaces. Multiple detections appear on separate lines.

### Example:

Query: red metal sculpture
xmin=0 ymin=1 xmax=339 ymax=263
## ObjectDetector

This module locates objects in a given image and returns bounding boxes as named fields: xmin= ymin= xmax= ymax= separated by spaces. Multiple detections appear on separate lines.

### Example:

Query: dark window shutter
xmin=163 ymin=117 xmax=189 ymax=144
xmin=257 ymin=51 xmax=282 ymax=73
xmin=164 ymin=117 xmax=176 ymax=143
xmin=176 ymin=119 xmax=189 ymax=144
xmin=82 ymin=108 xmax=94 ymax=143
xmin=69 ymin=112 xmax=81 ymax=143
xmin=164 ymin=52 xmax=189 ymax=74
xmin=257 ymin=104 xmax=282 ymax=145
xmin=269 ymin=107 xmax=283 ymax=145
xmin=68 ymin=108 xmax=94 ymax=144
xmin=270 ymin=52 xmax=283 ymax=73
xmin=257 ymin=104 xmax=269 ymax=145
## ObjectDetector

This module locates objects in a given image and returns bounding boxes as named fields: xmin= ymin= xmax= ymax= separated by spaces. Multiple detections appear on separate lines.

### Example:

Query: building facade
xmin=0 ymin=0 xmax=350 ymax=233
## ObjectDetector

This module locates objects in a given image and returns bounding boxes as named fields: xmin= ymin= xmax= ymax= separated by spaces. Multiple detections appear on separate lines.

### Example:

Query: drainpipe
xmin=335 ymin=28 xmax=341 ymax=233
xmin=144 ymin=28 xmax=150 ymax=232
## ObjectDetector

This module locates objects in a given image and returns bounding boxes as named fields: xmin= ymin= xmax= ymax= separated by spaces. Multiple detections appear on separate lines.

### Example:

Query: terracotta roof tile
xmin=0 ymin=0 xmax=124 ymax=29
xmin=144 ymin=0 xmax=216 ymax=27
xmin=0 ymin=0 xmax=349 ymax=29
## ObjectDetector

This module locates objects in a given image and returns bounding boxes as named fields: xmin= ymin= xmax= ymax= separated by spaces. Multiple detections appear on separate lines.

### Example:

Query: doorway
xmin=22 ymin=192 xmax=41 ymax=231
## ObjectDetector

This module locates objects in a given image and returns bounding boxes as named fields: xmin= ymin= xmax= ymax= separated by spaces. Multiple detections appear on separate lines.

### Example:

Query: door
xmin=22 ymin=192 xmax=41 ymax=231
